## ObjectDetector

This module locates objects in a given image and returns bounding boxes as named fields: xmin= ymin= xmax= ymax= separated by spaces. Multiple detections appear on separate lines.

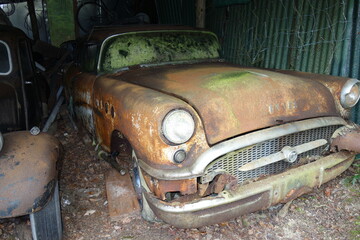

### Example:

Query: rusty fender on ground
xmin=0 ymin=131 xmax=60 ymax=218
xmin=331 ymin=126 xmax=360 ymax=153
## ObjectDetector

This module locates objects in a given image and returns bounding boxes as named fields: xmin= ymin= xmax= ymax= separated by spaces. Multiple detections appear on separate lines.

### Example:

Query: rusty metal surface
xmin=105 ymin=168 xmax=140 ymax=221
xmin=142 ymin=171 xmax=197 ymax=200
xmin=144 ymin=151 xmax=354 ymax=228
xmin=90 ymin=75 xmax=209 ymax=169
xmin=113 ymin=62 xmax=340 ymax=144
xmin=272 ymin=69 xmax=351 ymax=118
xmin=331 ymin=127 xmax=360 ymax=153
xmin=0 ymin=131 xmax=60 ymax=218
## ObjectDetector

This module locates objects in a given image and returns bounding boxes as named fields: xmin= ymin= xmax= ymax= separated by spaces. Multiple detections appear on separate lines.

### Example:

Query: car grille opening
xmin=201 ymin=125 xmax=341 ymax=184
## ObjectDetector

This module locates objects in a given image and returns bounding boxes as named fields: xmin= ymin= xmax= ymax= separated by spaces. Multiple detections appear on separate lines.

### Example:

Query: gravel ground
xmin=1 ymin=112 xmax=359 ymax=240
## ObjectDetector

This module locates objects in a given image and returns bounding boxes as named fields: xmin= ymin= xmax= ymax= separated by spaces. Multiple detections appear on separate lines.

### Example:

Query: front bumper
xmin=143 ymin=151 xmax=354 ymax=228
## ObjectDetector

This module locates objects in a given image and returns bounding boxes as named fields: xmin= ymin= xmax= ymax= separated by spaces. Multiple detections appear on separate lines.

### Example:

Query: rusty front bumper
xmin=143 ymin=151 xmax=354 ymax=228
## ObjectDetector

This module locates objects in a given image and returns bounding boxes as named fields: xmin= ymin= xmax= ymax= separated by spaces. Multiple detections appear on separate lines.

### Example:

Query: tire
xmin=30 ymin=181 xmax=62 ymax=240
xmin=141 ymin=193 xmax=158 ymax=222
xmin=2 ymin=3 xmax=15 ymax=16
xmin=131 ymin=150 xmax=159 ymax=222
xmin=76 ymin=2 xmax=111 ymax=34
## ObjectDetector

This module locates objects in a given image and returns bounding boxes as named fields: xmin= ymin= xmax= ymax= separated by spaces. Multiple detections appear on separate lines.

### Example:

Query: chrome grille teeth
xmin=202 ymin=125 xmax=340 ymax=184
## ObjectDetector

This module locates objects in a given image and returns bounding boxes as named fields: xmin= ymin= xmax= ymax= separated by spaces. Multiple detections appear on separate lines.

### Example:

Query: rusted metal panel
xmin=0 ymin=131 xmax=60 ymax=218
xmin=72 ymin=72 xmax=96 ymax=136
xmin=105 ymin=169 xmax=140 ymax=221
xmin=331 ymin=127 xmax=360 ymax=153
xmin=91 ymin=75 xmax=209 ymax=169
xmin=204 ymin=0 xmax=360 ymax=123
xmin=142 ymin=171 xmax=197 ymax=200
xmin=114 ymin=62 xmax=340 ymax=144
xmin=144 ymin=151 xmax=354 ymax=228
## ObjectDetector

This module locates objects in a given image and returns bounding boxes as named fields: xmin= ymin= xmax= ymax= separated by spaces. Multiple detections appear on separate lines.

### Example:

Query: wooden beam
xmin=196 ymin=0 xmax=205 ymax=28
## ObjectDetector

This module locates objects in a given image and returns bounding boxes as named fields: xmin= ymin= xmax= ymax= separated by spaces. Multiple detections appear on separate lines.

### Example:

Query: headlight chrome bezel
xmin=340 ymin=78 xmax=360 ymax=108
xmin=161 ymin=109 xmax=195 ymax=145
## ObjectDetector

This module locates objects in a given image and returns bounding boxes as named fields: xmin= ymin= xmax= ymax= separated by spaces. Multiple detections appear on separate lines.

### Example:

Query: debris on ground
xmin=0 ymin=110 xmax=359 ymax=239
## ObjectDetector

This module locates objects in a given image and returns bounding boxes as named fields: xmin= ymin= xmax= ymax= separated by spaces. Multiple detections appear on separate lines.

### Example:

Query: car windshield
xmin=98 ymin=30 xmax=220 ymax=72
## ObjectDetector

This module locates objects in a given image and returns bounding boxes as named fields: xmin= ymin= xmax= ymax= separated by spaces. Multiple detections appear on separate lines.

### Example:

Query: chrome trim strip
xmin=138 ymin=117 xmax=347 ymax=180
xmin=0 ymin=40 xmax=13 ymax=76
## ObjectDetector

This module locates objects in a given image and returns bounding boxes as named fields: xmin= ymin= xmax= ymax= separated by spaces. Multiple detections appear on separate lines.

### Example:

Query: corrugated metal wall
xmin=156 ymin=0 xmax=360 ymax=122
xmin=155 ymin=0 xmax=195 ymax=26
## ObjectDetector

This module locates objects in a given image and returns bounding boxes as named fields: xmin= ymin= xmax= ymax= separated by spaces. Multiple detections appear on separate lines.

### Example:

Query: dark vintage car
xmin=64 ymin=25 xmax=360 ymax=228
xmin=0 ymin=25 xmax=62 ymax=239
xmin=0 ymin=24 xmax=47 ymax=133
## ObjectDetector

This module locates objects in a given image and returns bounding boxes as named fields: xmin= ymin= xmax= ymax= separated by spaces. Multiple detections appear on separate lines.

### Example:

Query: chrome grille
xmin=202 ymin=125 xmax=341 ymax=184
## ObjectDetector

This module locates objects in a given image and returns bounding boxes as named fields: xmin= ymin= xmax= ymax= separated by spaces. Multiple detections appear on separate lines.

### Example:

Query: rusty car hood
xmin=112 ymin=62 xmax=338 ymax=144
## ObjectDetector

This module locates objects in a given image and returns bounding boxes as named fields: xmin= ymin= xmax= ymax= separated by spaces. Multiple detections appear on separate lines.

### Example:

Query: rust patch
xmin=198 ymin=174 xmax=238 ymax=197
xmin=0 ymin=131 xmax=60 ymax=218
xmin=142 ymin=171 xmax=197 ymax=200
xmin=281 ymin=186 xmax=312 ymax=203
xmin=331 ymin=127 xmax=360 ymax=153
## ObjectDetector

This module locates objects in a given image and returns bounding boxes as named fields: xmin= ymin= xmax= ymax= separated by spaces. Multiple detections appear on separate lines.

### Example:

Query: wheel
xmin=1 ymin=3 xmax=15 ymax=16
xmin=76 ymin=2 xmax=112 ymax=34
xmin=30 ymin=181 xmax=62 ymax=240
xmin=131 ymin=150 xmax=159 ymax=222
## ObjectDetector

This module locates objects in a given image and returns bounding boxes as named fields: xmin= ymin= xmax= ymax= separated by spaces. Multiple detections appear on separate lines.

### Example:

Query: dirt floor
xmin=1 ymin=111 xmax=360 ymax=240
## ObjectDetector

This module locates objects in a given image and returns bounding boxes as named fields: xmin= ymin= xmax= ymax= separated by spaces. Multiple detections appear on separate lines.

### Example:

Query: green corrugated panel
xmin=350 ymin=0 xmax=360 ymax=123
xmin=155 ymin=0 xmax=195 ymax=26
xmin=206 ymin=0 xmax=360 ymax=123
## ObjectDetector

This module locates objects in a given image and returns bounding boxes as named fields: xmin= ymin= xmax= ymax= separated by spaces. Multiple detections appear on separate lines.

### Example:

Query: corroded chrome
xmin=139 ymin=117 xmax=346 ymax=180
xmin=340 ymin=78 xmax=360 ymax=108
xmin=238 ymin=139 xmax=327 ymax=172
xmin=144 ymin=151 xmax=354 ymax=228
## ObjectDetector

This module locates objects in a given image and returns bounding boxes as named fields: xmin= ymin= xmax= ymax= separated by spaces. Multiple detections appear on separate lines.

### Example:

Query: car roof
xmin=86 ymin=25 xmax=203 ymax=43
xmin=0 ymin=24 xmax=26 ymax=42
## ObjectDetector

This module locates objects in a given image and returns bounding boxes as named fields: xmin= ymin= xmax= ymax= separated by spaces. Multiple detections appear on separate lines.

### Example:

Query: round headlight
xmin=162 ymin=109 xmax=195 ymax=145
xmin=340 ymin=79 xmax=360 ymax=108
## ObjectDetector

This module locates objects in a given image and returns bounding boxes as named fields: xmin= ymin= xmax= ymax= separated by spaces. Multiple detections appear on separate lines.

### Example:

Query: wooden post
xmin=196 ymin=0 xmax=206 ymax=28
xmin=27 ymin=0 xmax=40 ymax=41
xmin=73 ymin=0 xmax=79 ymax=37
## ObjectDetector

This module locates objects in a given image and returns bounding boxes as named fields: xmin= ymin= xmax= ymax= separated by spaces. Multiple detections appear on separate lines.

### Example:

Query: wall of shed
xmin=156 ymin=0 xmax=360 ymax=123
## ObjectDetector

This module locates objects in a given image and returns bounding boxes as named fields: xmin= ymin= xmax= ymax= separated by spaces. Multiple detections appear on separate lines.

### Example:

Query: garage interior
xmin=0 ymin=0 xmax=360 ymax=239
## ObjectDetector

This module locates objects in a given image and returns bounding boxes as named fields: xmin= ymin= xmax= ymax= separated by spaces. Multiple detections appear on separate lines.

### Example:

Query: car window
xmin=0 ymin=40 xmax=12 ymax=75
xmin=99 ymin=31 xmax=220 ymax=72
xmin=18 ymin=40 xmax=34 ymax=79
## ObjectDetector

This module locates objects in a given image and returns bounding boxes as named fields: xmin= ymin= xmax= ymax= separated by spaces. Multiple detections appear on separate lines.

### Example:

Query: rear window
xmin=0 ymin=40 xmax=12 ymax=75
xmin=99 ymin=31 xmax=220 ymax=72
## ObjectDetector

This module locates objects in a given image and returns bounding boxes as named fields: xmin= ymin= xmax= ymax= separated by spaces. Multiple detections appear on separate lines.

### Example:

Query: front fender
xmin=0 ymin=131 xmax=60 ymax=218
xmin=92 ymin=76 xmax=209 ymax=169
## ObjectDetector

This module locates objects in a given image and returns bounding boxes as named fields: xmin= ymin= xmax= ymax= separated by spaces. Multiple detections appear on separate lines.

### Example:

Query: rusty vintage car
xmin=0 ymin=25 xmax=62 ymax=239
xmin=64 ymin=25 xmax=360 ymax=228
